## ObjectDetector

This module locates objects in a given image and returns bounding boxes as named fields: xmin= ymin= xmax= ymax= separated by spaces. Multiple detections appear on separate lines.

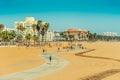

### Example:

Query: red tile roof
xmin=65 ymin=29 xmax=87 ymax=33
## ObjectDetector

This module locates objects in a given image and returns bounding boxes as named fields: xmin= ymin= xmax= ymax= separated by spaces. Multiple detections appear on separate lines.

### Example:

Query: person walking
xmin=58 ymin=47 xmax=60 ymax=52
xmin=43 ymin=48 xmax=45 ymax=53
xmin=49 ymin=56 xmax=52 ymax=63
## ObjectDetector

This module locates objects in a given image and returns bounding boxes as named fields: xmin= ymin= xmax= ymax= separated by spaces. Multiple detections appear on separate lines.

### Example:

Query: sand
xmin=36 ymin=41 xmax=120 ymax=80
xmin=0 ymin=42 xmax=65 ymax=76
xmin=0 ymin=47 xmax=45 ymax=75
xmin=0 ymin=42 xmax=120 ymax=80
xmin=0 ymin=52 xmax=69 ymax=80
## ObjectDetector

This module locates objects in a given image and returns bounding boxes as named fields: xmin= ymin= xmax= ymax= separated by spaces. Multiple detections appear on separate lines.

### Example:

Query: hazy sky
xmin=0 ymin=0 xmax=120 ymax=34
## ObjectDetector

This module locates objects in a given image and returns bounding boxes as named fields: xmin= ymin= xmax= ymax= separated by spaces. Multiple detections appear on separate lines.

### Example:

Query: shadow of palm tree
xmin=80 ymin=69 xmax=120 ymax=80
xmin=75 ymin=49 xmax=96 ymax=55
xmin=75 ymin=49 xmax=120 ymax=62
xmin=75 ymin=49 xmax=120 ymax=80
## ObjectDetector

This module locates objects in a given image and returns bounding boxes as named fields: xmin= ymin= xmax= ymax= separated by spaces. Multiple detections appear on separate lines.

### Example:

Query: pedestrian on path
xmin=58 ymin=47 xmax=60 ymax=52
xmin=43 ymin=49 xmax=45 ymax=53
xmin=49 ymin=56 xmax=52 ymax=63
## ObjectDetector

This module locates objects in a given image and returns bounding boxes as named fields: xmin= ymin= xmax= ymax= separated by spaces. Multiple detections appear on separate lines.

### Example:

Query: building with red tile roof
xmin=64 ymin=29 xmax=88 ymax=40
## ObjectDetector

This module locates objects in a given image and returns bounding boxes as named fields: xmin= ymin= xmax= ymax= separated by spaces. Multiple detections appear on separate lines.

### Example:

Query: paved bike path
xmin=0 ymin=52 xmax=69 ymax=80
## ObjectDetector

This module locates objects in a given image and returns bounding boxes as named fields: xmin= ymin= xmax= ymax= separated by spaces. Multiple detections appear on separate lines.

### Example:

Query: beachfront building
xmin=103 ymin=32 xmax=118 ymax=37
xmin=101 ymin=32 xmax=120 ymax=41
xmin=39 ymin=30 xmax=64 ymax=41
xmin=14 ymin=17 xmax=37 ymax=35
xmin=3 ymin=27 xmax=14 ymax=31
xmin=31 ymin=30 xmax=56 ymax=42
xmin=45 ymin=30 xmax=62 ymax=41
xmin=14 ymin=17 xmax=50 ymax=42
xmin=64 ymin=29 xmax=88 ymax=40
xmin=45 ymin=30 xmax=55 ymax=41
xmin=54 ymin=31 xmax=63 ymax=41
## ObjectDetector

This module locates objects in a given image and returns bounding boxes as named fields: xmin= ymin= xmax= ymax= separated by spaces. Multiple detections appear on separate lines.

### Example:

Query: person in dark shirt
xmin=43 ymin=49 xmax=45 ymax=53
xmin=58 ymin=47 xmax=60 ymax=52
xmin=49 ymin=56 xmax=52 ymax=62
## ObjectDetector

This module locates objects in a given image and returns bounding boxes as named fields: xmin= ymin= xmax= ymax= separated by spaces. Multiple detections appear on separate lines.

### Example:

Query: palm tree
xmin=31 ymin=24 xmax=36 ymax=35
xmin=32 ymin=35 xmax=39 ymax=46
xmin=16 ymin=23 xmax=25 ymax=46
xmin=87 ymin=31 xmax=91 ymax=40
xmin=0 ymin=31 xmax=2 ymax=42
xmin=38 ymin=20 xmax=42 ymax=27
xmin=0 ymin=24 xmax=4 ymax=31
xmin=1 ymin=30 xmax=9 ymax=45
xmin=93 ymin=33 xmax=97 ymax=40
xmin=25 ymin=33 xmax=31 ymax=46
xmin=21 ymin=26 xmax=25 ymax=33
xmin=36 ymin=20 xmax=42 ymax=42
xmin=78 ymin=33 xmax=80 ymax=41
xmin=67 ymin=31 xmax=70 ymax=40
xmin=42 ymin=22 xmax=49 ymax=42
xmin=8 ymin=30 xmax=16 ymax=45
xmin=59 ymin=32 xmax=64 ymax=41
xmin=44 ymin=22 xmax=49 ymax=31
xmin=69 ymin=35 xmax=74 ymax=41
xmin=16 ymin=24 xmax=21 ymax=34
xmin=87 ymin=31 xmax=94 ymax=41
xmin=36 ymin=20 xmax=49 ymax=42
xmin=36 ymin=20 xmax=42 ymax=32
xmin=41 ymin=28 xmax=45 ymax=42
xmin=16 ymin=23 xmax=25 ymax=34
xmin=98 ymin=35 xmax=102 ymax=41
xmin=17 ymin=34 xmax=23 ymax=43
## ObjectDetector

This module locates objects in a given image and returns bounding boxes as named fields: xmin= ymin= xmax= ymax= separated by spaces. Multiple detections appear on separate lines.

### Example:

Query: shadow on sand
xmin=75 ymin=49 xmax=120 ymax=80
xmin=75 ymin=49 xmax=120 ymax=62
xmin=80 ymin=69 xmax=120 ymax=80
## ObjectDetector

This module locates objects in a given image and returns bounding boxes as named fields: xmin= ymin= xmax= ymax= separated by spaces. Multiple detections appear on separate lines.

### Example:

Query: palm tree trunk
xmin=42 ymin=35 xmax=44 ymax=42
xmin=26 ymin=39 xmax=27 ymax=46
xmin=34 ymin=40 xmax=35 ymax=47
xmin=34 ymin=31 xmax=35 ymax=36
xmin=29 ymin=39 xmax=30 ymax=46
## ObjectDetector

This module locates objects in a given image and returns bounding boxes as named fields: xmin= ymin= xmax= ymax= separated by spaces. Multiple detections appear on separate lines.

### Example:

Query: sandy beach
xmin=0 ymin=47 xmax=45 ymax=75
xmin=36 ymin=41 xmax=120 ymax=80
xmin=1 ymin=0 xmax=120 ymax=79
xmin=0 ymin=42 xmax=120 ymax=80
xmin=0 ymin=42 xmax=65 ymax=76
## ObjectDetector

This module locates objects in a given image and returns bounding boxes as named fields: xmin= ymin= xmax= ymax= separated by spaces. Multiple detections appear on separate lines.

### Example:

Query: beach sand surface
xmin=36 ymin=42 xmax=120 ymax=80
xmin=0 ymin=42 xmax=62 ymax=76
xmin=0 ymin=42 xmax=120 ymax=80
xmin=0 ymin=47 xmax=45 ymax=75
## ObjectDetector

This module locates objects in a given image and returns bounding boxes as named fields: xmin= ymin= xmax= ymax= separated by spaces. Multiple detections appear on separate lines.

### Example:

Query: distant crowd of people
xmin=40 ymin=41 xmax=86 ymax=64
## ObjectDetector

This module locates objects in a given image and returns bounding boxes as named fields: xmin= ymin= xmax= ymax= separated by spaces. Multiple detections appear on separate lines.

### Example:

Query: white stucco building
xmin=14 ymin=17 xmax=37 ymax=35
xmin=46 ymin=30 xmax=55 ymax=41
xmin=103 ymin=32 xmax=118 ymax=37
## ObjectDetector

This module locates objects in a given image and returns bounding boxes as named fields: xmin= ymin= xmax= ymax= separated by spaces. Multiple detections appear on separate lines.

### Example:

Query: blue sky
xmin=0 ymin=0 xmax=120 ymax=34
